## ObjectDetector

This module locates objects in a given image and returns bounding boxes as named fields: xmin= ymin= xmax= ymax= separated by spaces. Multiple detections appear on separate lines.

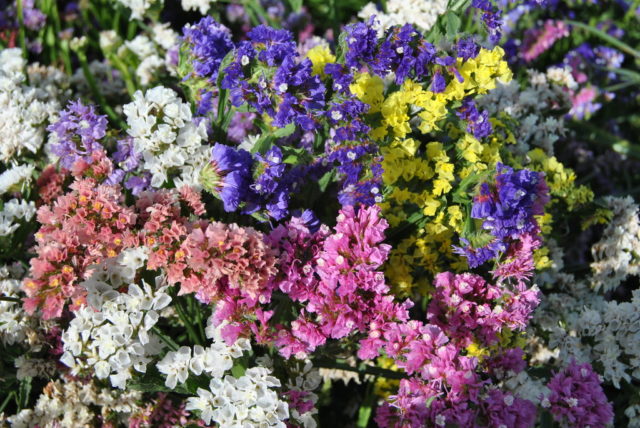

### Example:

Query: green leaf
xmin=444 ymin=11 xmax=462 ymax=37
xmin=231 ymin=362 xmax=246 ymax=378
xmin=318 ymin=170 xmax=336 ymax=193
xmin=272 ymin=122 xmax=297 ymax=139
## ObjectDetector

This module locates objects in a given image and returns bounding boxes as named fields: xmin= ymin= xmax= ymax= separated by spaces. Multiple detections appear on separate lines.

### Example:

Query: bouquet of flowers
xmin=1 ymin=0 xmax=639 ymax=427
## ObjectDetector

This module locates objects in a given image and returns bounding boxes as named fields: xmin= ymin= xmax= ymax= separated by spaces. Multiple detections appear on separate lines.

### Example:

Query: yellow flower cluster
xmin=525 ymin=149 xmax=594 ymax=211
xmin=349 ymin=47 xmax=512 ymax=143
xmin=368 ymin=48 xmax=514 ymax=298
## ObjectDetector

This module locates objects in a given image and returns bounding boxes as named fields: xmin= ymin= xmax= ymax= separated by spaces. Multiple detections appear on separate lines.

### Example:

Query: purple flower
xmin=544 ymin=360 xmax=613 ymax=428
xmin=47 ymin=100 xmax=107 ymax=169
xmin=474 ymin=164 xmax=549 ymax=240
xmin=456 ymin=98 xmax=493 ymax=139
xmin=23 ymin=0 xmax=46 ymax=31
xmin=247 ymin=25 xmax=297 ymax=66
xmin=471 ymin=0 xmax=503 ymax=44
xmin=344 ymin=17 xmax=379 ymax=70
xmin=200 ymin=143 xmax=253 ymax=212
xmin=456 ymin=37 xmax=480 ymax=60
xmin=182 ymin=16 xmax=234 ymax=81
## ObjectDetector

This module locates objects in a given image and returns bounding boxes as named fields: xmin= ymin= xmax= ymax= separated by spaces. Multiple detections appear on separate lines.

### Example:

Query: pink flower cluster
xmin=427 ymin=272 xmax=540 ymax=347
xmin=522 ymin=20 xmax=569 ymax=62
xmin=23 ymin=154 xmax=137 ymax=319
xmin=272 ymin=205 xmax=411 ymax=358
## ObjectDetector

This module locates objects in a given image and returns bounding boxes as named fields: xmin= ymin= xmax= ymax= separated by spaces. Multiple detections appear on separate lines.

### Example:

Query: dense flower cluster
xmin=1 ymin=0 xmax=636 ymax=427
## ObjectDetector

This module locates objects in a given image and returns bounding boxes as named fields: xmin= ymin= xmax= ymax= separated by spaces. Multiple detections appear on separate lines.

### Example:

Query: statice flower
xmin=116 ymin=0 xmax=159 ymax=20
xmin=47 ymin=100 xmax=108 ymax=169
xmin=272 ymin=205 xmax=411 ymax=358
xmin=0 ymin=267 xmax=34 ymax=346
xmin=0 ymin=48 xmax=62 ymax=163
xmin=543 ymin=360 xmax=614 ymax=428
xmin=521 ymin=20 xmax=569 ymax=62
xmin=343 ymin=19 xmax=438 ymax=83
xmin=158 ymin=320 xmax=252 ymax=389
xmin=0 ymin=164 xmax=35 ymax=195
xmin=168 ymin=220 xmax=278 ymax=304
xmin=0 ymin=198 xmax=36 ymax=236
xmin=7 ymin=378 xmax=141 ymax=428
xmin=200 ymin=143 xmax=253 ymax=212
xmin=471 ymin=0 xmax=503 ymax=44
xmin=182 ymin=17 xmax=234 ymax=81
xmin=358 ymin=0 xmax=447 ymax=33
xmin=60 ymin=278 xmax=171 ymax=389
xmin=186 ymin=367 xmax=290 ymax=427
xmin=427 ymin=272 xmax=540 ymax=346
xmin=22 ymin=172 xmax=138 ymax=319
xmin=456 ymin=98 xmax=493 ymax=139
xmin=591 ymin=196 xmax=640 ymax=292
xmin=123 ymin=86 xmax=209 ymax=188
xmin=457 ymin=164 xmax=549 ymax=268
xmin=221 ymin=25 xmax=325 ymax=130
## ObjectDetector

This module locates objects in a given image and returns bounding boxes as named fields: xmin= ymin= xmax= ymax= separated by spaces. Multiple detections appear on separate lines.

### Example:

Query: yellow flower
xmin=432 ymin=178 xmax=452 ymax=196
xmin=305 ymin=45 xmax=335 ymax=76
xmin=447 ymin=205 xmax=464 ymax=231
xmin=422 ymin=195 xmax=441 ymax=216
xmin=350 ymin=72 xmax=384 ymax=113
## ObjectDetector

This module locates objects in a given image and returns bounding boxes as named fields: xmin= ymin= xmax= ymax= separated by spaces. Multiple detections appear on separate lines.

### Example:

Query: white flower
xmin=358 ymin=0 xmax=447 ymax=34
xmin=0 ymin=198 xmax=36 ymax=236
xmin=60 ymin=278 xmax=170 ymax=389
xmin=157 ymin=346 xmax=192 ymax=389
xmin=0 ymin=164 xmax=34 ymax=195
xmin=187 ymin=368 xmax=289 ymax=427
xmin=124 ymin=86 xmax=208 ymax=188
xmin=591 ymin=196 xmax=640 ymax=292
xmin=116 ymin=0 xmax=159 ymax=20
xmin=181 ymin=0 xmax=216 ymax=14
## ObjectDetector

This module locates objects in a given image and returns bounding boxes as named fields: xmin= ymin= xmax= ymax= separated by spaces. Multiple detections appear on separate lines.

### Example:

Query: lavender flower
xmin=47 ymin=101 xmax=108 ymax=169
xmin=182 ymin=16 xmax=234 ymax=81
xmin=200 ymin=143 xmax=253 ymax=212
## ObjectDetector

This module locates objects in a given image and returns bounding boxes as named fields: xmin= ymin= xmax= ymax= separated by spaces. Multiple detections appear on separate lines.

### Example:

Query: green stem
xmin=151 ymin=326 xmax=180 ymax=351
xmin=188 ymin=295 xmax=207 ymax=344
xmin=0 ymin=296 xmax=21 ymax=303
xmin=0 ymin=391 xmax=15 ymax=413
xmin=49 ymin=1 xmax=72 ymax=74
xmin=16 ymin=0 xmax=28 ymax=76
xmin=174 ymin=297 xmax=203 ymax=346
xmin=77 ymin=50 xmax=127 ymax=128
xmin=566 ymin=20 xmax=640 ymax=60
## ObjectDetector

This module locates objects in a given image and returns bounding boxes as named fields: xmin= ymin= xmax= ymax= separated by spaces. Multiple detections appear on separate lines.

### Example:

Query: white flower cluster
xmin=0 ymin=49 xmax=62 ymax=164
xmin=157 ymin=317 xmax=251 ymax=388
xmin=83 ymin=247 xmax=149 ymax=297
xmin=576 ymin=291 xmax=640 ymax=388
xmin=591 ymin=196 xmax=640 ymax=292
xmin=123 ymin=86 xmax=209 ymax=188
xmin=0 ymin=198 xmax=36 ymax=236
xmin=157 ymin=318 xmax=289 ymax=427
xmin=181 ymin=0 xmax=216 ymax=14
xmin=6 ymin=378 xmax=141 ymax=428
xmin=358 ymin=0 xmax=447 ymax=33
xmin=60 ymin=278 xmax=171 ymax=389
xmin=0 ymin=164 xmax=34 ymax=195
xmin=479 ymin=71 xmax=569 ymax=155
xmin=0 ymin=264 xmax=32 ymax=346
xmin=186 ymin=367 xmax=290 ymax=427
